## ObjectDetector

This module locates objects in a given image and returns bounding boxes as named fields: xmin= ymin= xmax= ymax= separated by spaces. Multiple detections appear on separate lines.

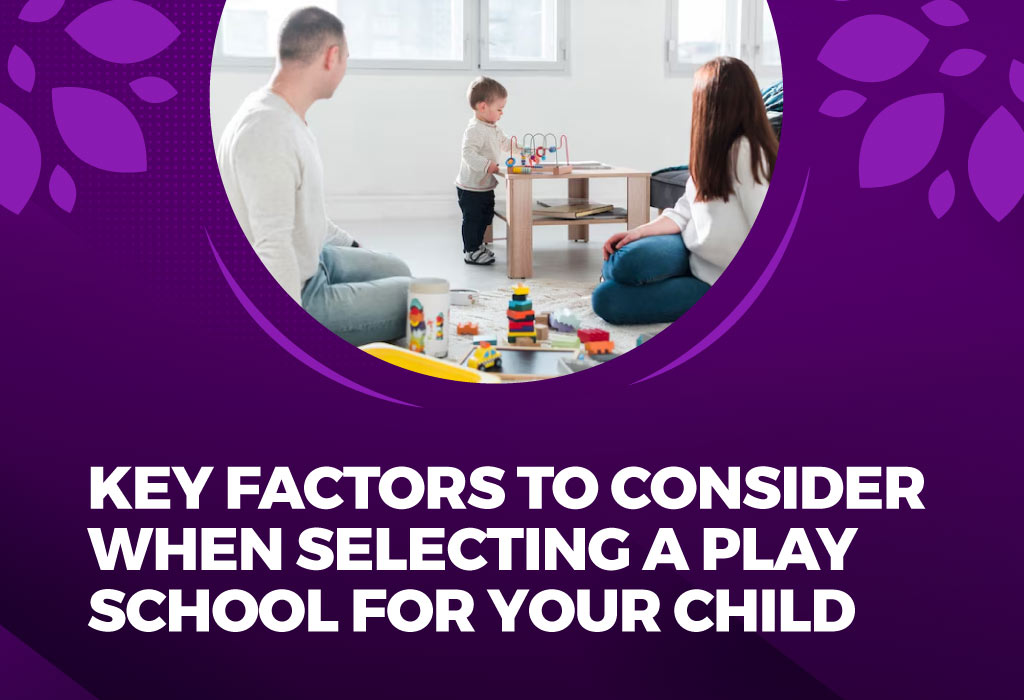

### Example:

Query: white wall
xmin=210 ymin=0 xmax=695 ymax=222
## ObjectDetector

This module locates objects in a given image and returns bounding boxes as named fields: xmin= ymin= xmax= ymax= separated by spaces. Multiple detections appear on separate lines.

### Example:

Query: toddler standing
xmin=456 ymin=77 xmax=513 ymax=265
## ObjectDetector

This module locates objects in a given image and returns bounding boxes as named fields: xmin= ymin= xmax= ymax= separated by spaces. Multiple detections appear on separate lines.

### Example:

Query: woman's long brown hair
xmin=690 ymin=57 xmax=778 ymax=203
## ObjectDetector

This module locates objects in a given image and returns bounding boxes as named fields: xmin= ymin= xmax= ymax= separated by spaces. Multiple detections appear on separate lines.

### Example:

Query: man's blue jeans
xmin=592 ymin=235 xmax=710 ymax=325
xmin=302 ymin=245 xmax=411 ymax=346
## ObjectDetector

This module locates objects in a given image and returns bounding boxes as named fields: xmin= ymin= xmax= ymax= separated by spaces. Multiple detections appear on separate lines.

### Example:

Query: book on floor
xmin=534 ymin=198 xmax=615 ymax=219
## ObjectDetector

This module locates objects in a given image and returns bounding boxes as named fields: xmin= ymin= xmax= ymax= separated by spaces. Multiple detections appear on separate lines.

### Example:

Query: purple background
xmin=2 ymin=0 xmax=1023 ymax=698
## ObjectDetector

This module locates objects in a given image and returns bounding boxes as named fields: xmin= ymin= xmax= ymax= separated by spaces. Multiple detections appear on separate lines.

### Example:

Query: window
xmin=338 ymin=0 xmax=465 ymax=62
xmin=213 ymin=0 xmax=568 ymax=72
xmin=482 ymin=0 xmax=565 ymax=68
xmin=667 ymin=0 xmax=781 ymax=78
xmin=757 ymin=0 xmax=781 ymax=71
xmin=670 ymin=0 xmax=736 ymax=68
xmin=219 ymin=0 xmax=337 ymax=59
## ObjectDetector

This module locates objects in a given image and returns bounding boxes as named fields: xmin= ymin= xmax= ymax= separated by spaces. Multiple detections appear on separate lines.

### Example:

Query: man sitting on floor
xmin=217 ymin=7 xmax=410 ymax=346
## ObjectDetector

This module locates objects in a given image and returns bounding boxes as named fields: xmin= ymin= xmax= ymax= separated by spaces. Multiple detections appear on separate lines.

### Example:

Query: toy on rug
xmin=585 ymin=340 xmax=615 ymax=355
xmin=577 ymin=328 xmax=609 ymax=343
xmin=467 ymin=342 xmax=502 ymax=372
xmin=506 ymin=134 xmax=573 ymax=175
xmin=457 ymin=321 xmax=479 ymax=336
xmin=549 ymin=308 xmax=580 ymax=333
xmin=450 ymin=288 xmax=479 ymax=306
xmin=578 ymin=329 xmax=615 ymax=356
xmin=507 ymin=284 xmax=537 ymax=344
xmin=551 ymin=336 xmax=581 ymax=350
xmin=536 ymin=324 xmax=550 ymax=341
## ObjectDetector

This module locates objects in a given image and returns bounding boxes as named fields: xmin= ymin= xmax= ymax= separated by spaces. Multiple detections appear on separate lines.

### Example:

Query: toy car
xmin=467 ymin=342 xmax=502 ymax=372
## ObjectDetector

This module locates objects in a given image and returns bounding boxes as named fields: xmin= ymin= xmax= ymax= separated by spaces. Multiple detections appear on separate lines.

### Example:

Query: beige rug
xmin=445 ymin=278 xmax=670 ymax=362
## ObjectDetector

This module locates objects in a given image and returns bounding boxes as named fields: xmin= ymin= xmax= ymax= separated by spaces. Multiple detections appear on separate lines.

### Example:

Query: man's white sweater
xmin=216 ymin=88 xmax=353 ymax=302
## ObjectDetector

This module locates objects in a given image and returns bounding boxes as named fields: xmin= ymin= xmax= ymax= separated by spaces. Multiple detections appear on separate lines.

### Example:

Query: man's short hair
xmin=467 ymin=77 xmax=508 ymax=108
xmin=279 ymin=7 xmax=345 ymax=64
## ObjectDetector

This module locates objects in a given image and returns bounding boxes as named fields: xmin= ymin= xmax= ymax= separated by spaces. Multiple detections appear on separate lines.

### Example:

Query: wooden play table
xmin=491 ymin=165 xmax=652 ymax=279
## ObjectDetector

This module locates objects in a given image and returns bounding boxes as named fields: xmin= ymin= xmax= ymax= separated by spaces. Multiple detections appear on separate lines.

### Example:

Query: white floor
xmin=353 ymin=216 xmax=619 ymax=288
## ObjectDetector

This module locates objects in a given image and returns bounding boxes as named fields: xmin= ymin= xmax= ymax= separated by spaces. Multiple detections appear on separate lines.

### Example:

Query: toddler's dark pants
xmin=457 ymin=187 xmax=496 ymax=253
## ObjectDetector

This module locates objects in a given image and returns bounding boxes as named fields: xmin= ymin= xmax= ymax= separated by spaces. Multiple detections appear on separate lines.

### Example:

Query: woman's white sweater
xmin=662 ymin=137 xmax=770 ymax=285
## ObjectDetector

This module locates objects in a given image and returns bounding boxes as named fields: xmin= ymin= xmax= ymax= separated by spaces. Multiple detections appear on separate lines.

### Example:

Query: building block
xmin=578 ymin=328 xmax=610 ymax=343
xmin=472 ymin=335 xmax=498 ymax=346
xmin=585 ymin=340 xmax=615 ymax=355
xmin=508 ymin=286 xmax=541 ymax=348
xmin=551 ymin=309 xmax=581 ymax=332
xmin=551 ymin=336 xmax=581 ymax=349
xmin=536 ymin=312 xmax=551 ymax=326
xmin=536 ymin=324 xmax=549 ymax=341
xmin=457 ymin=322 xmax=479 ymax=336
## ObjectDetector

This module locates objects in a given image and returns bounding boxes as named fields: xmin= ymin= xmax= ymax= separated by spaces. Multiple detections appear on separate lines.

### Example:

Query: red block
xmin=509 ymin=321 xmax=535 ymax=331
xmin=577 ymin=328 xmax=610 ymax=343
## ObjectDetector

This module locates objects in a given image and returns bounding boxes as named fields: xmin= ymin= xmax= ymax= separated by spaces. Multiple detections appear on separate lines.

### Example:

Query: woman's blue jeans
xmin=592 ymin=235 xmax=710 ymax=325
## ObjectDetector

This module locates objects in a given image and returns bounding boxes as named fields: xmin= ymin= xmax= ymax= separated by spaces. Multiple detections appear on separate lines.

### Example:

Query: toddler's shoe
xmin=464 ymin=246 xmax=496 ymax=265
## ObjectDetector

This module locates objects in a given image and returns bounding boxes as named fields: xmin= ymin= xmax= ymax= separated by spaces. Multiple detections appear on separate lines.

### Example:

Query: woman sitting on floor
xmin=592 ymin=56 xmax=778 ymax=325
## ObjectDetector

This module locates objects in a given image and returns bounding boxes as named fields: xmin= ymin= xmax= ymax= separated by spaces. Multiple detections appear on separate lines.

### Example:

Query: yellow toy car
xmin=467 ymin=342 xmax=502 ymax=372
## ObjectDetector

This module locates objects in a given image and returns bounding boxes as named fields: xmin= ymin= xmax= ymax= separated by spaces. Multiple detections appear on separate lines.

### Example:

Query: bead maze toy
xmin=507 ymin=284 xmax=537 ymax=344
xmin=506 ymin=134 xmax=573 ymax=175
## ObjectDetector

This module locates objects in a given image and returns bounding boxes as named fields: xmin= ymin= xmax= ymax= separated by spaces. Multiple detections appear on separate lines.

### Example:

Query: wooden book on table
xmin=534 ymin=198 xmax=615 ymax=219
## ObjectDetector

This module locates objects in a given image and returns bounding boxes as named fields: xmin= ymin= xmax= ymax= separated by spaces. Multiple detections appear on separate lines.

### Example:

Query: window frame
xmin=211 ymin=0 xmax=570 ymax=74
xmin=479 ymin=0 xmax=570 ymax=72
xmin=665 ymin=0 xmax=740 ymax=76
xmin=750 ymin=0 xmax=782 ymax=82
xmin=666 ymin=0 xmax=781 ymax=80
